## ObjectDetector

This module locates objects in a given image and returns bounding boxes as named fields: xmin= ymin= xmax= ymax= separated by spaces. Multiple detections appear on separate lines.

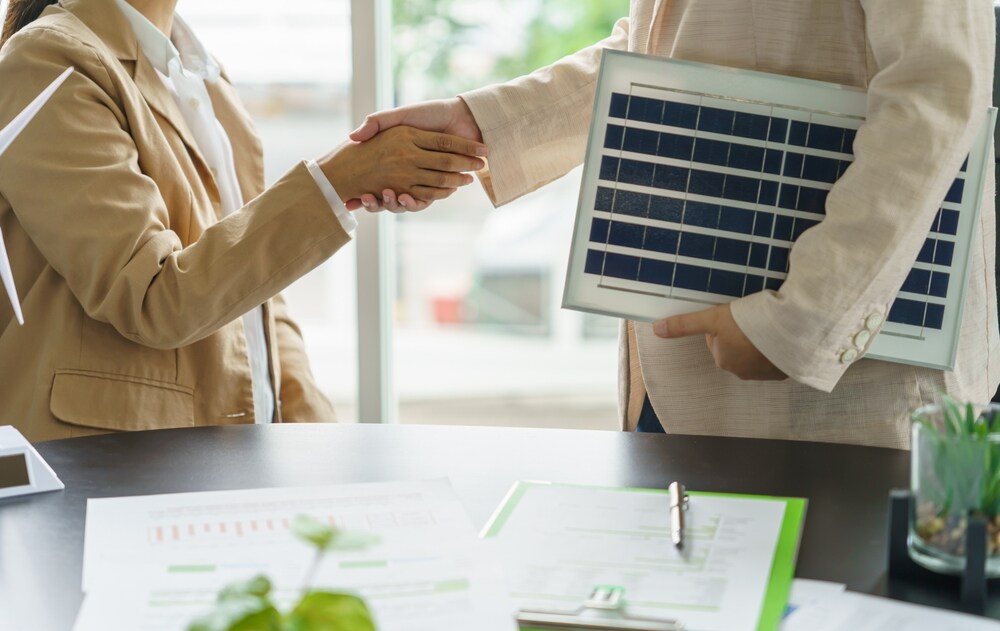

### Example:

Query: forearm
xmin=732 ymin=0 xmax=994 ymax=390
xmin=461 ymin=17 xmax=630 ymax=206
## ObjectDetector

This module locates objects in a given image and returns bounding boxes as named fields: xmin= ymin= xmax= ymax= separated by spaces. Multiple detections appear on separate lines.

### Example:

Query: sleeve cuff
xmin=305 ymin=159 xmax=357 ymax=235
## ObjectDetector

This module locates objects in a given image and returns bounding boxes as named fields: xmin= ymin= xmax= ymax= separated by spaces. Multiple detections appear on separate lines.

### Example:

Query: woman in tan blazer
xmin=0 ymin=0 xmax=488 ymax=441
xmin=351 ymin=1 xmax=998 ymax=449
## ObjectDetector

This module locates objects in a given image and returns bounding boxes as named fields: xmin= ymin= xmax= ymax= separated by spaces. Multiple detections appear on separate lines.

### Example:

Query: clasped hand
xmin=319 ymin=124 xmax=486 ymax=208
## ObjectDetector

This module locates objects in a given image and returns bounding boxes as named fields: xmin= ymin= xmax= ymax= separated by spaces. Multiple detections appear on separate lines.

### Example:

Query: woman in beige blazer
xmin=0 ymin=0 xmax=488 ymax=441
xmin=352 ymin=1 xmax=998 ymax=449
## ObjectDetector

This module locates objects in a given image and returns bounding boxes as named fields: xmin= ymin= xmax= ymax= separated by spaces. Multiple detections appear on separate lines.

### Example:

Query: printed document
xmin=76 ymin=479 xmax=515 ymax=631
xmin=483 ymin=481 xmax=806 ymax=631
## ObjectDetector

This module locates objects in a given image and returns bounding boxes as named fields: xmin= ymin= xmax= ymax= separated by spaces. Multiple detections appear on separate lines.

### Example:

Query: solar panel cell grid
xmin=585 ymin=82 xmax=980 ymax=347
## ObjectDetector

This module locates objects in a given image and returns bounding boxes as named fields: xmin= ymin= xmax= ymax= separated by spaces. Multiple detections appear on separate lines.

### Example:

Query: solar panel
xmin=563 ymin=50 xmax=997 ymax=370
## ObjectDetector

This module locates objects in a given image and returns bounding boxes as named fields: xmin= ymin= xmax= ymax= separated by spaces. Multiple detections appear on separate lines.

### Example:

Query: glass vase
xmin=908 ymin=402 xmax=1000 ymax=577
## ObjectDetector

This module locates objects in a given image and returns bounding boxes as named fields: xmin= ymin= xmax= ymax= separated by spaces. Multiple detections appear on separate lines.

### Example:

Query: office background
xmin=0 ymin=0 xmax=628 ymax=427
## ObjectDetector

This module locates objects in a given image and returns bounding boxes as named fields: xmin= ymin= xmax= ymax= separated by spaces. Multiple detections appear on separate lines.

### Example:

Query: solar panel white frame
xmin=563 ymin=50 xmax=996 ymax=371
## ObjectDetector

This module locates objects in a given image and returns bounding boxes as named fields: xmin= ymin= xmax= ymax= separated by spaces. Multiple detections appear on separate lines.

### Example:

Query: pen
xmin=668 ymin=481 xmax=687 ymax=550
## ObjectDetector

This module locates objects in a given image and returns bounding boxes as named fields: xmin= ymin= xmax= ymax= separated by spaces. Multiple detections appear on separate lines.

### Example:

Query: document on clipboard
xmin=0 ymin=66 xmax=74 ymax=325
xmin=483 ymin=481 xmax=807 ymax=631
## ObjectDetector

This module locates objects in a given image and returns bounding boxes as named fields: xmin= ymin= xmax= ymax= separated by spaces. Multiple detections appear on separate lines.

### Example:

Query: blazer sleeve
xmin=730 ymin=0 xmax=995 ymax=392
xmin=0 ymin=27 xmax=351 ymax=350
xmin=460 ymin=17 xmax=631 ymax=206
xmin=269 ymin=293 xmax=337 ymax=422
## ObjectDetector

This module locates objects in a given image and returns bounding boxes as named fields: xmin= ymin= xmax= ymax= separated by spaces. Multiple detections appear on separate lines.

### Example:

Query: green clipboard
xmin=485 ymin=481 xmax=807 ymax=631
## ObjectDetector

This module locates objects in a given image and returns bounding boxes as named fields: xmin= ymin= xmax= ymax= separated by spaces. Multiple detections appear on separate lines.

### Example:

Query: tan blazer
xmin=0 ymin=0 xmax=349 ymax=441
xmin=463 ymin=0 xmax=999 ymax=448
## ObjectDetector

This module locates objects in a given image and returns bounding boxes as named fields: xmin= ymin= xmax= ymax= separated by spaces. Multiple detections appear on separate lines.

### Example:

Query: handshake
xmin=318 ymin=97 xmax=486 ymax=213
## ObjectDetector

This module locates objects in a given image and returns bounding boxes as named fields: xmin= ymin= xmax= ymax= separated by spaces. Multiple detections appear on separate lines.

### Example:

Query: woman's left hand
xmin=653 ymin=304 xmax=787 ymax=381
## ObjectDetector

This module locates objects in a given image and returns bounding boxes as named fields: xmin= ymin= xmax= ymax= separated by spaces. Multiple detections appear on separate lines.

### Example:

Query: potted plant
xmin=910 ymin=395 xmax=1000 ymax=576
xmin=187 ymin=515 xmax=378 ymax=631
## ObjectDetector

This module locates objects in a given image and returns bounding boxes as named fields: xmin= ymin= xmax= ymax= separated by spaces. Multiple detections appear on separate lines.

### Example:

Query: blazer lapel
xmin=61 ymin=0 xmax=221 ymax=207
xmin=206 ymin=78 xmax=265 ymax=202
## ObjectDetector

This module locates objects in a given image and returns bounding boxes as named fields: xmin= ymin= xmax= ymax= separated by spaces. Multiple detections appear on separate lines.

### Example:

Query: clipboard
xmin=516 ymin=585 xmax=682 ymax=630
xmin=485 ymin=481 xmax=807 ymax=631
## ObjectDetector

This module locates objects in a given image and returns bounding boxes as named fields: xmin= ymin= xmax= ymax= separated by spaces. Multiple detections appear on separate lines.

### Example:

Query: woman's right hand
xmin=318 ymin=124 xmax=487 ymax=205
xmin=347 ymin=98 xmax=485 ymax=211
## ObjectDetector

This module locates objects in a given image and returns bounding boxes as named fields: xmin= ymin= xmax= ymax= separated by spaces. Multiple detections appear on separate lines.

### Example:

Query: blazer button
xmin=865 ymin=313 xmax=883 ymax=331
xmin=853 ymin=330 xmax=871 ymax=348
xmin=840 ymin=348 xmax=859 ymax=364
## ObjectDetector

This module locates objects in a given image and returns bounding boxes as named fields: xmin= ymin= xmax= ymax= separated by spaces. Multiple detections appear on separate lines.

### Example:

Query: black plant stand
xmin=888 ymin=489 xmax=990 ymax=613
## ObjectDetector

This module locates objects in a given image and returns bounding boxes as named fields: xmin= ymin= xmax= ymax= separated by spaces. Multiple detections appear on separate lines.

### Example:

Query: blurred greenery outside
xmin=392 ymin=0 xmax=628 ymax=100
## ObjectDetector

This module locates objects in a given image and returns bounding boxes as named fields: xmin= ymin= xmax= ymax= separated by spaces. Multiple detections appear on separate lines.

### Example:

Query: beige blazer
xmin=463 ymin=0 xmax=999 ymax=448
xmin=0 ymin=0 xmax=349 ymax=441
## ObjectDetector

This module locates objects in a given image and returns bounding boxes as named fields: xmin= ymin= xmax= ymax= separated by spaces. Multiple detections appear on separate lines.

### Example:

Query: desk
xmin=0 ymin=423 xmax=987 ymax=629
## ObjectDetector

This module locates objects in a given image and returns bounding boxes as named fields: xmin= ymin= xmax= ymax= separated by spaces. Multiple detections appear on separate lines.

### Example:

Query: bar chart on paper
xmin=76 ymin=480 xmax=516 ymax=631
xmin=83 ymin=479 xmax=477 ymax=587
xmin=146 ymin=503 xmax=440 ymax=545
xmin=563 ymin=50 xmax=997 ymax=370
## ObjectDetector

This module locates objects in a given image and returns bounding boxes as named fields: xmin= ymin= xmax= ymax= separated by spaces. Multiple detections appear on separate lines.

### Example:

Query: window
xmin=181 ymin=0 xmax=360 ymax=419
xmin=389 ymin=0 xmax=627 ymax=429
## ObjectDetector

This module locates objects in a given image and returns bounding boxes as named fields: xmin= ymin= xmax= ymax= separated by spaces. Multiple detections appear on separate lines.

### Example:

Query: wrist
xmin=317 ymin=144 xmax=354 ymax=202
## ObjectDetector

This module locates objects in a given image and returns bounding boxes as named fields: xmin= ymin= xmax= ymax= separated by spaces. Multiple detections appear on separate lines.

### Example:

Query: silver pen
xmin=668 ymin=481 xmax=688 ymax=550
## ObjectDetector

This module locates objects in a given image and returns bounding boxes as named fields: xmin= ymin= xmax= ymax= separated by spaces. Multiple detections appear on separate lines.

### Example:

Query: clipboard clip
xmin=516 ymin=585 xmax=683 ymax=630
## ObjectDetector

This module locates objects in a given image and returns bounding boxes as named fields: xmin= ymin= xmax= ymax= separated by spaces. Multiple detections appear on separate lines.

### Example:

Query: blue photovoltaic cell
xmin=788 ymin=121 xmax=809 ymax=146
xmin=945 ymin=179 xmax=965 ymax=204
xmin=732 ymin=112 xmax=771 ymax=141
xmin=720 ymin=206 xmax=755 ymax=233
xmin=614 ymin=190 xmax=650 ymax=217
xmin=714 ymin=237 xmax=751 ymax=265
xmin=648 ymin=195 xmax=685 ymax=223
xmin=925 ymin=303 xmax=945 ymax=329
xmin=663 ymin=101 xmax=700 ymax=128
xmin=783 ymin=153 xmax=804 ymax=177
xmin=792 ymin=218 xmax=820 ymax=239
xmin=753 ymin=213 xmax=774 ymax=237
xmin=684 ymin=201 xmax=721 ymax=229
xmin=652 ymin=163 xmax=689 ymax=191
xmin=678 ymin=232 xmax=716 ymax=261
xmin=934 ymin=209 xmax=960 ymax=235
xmin=585 ymin=249 xmax=605 ymax=275
xmin=595 ymin=186 xmax=615 ymax=212
xmin=645 ymin=226 xmax=680 ymax=254
xmin=638 ymin=259 xmax=674 ymax=285
xmin=604 ymin=252 xmax=641 ymax=280
xmin=698 ymin=107 xmax=735 ymax=134
xmin=764 ymin=149 xmax=783 ymax=174
xmin=744 ymin=274 xmax=765 ymax=293
xmin=773 ymin=215 xmax=795 ymax=240
xmin=609 ymin=93 xmax=630 ymax=119
xmin=590 ymin=218 xmax=611 ymax=243
xmin=659 ymin=133 xmax=695 ymax=160
xmin=709 ymin=269 xmax=747 ymax=297
xmin=605 ymin=124 xmax=625 ymax=150
xmin=608 ymin=221 xmax=646 ymax=248
xmin=587 ymin=94 xmax=964 ymax=332
xmin=901 ymin=269 xmax=932 ymax=295
xmin=805 ymin=123 xmax=844 ymax=152
xmin=624 ymin=127 xmax=660 ymax=155
xmin=674 ymin=264 xmax=712 ymax=291
xmin=888 ymin=298 xmax=928 ymax=328
xmin=628 ymin=96 xmax=664 ymax=124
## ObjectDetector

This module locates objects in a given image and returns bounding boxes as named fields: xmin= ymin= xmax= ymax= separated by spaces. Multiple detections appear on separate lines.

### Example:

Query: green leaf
xmin=219 ymin=576 xmax=273 ymax=601
xmin=293 ymin=515 xmax=337 ymax=552
xmin=186 ymin=594 xmax=282 ymax=631
xmin=292 ymin=515 xmax=380 ymax=553
xmin=285 ymin=592 xmax=377 ymax=631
